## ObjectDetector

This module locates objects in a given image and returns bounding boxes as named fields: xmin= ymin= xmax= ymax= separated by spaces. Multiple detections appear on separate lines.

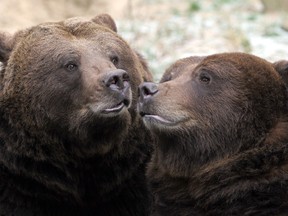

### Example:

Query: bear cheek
xmin=173 ymin=83 xmax=210 ymax=128
xmin=32 ymin=71 xmax=82 ymax=117
xmin=159 ymin=84 xmax=192 ymax=122
xmin=81 ymin=79 xmax=103 ymax=104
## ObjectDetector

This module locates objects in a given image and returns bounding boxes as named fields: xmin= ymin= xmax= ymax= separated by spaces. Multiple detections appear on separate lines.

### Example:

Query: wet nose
xmin=103 ymin=69 xmax=130 ymax=91
xmin=138 ymin=82 xmax=158 ymax=101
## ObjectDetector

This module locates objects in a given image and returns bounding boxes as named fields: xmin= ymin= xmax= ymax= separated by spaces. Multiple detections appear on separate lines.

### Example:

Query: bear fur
xmin=138 ymin=53 xmax=288 ymax=216
xmin=273 ymin=60 xmax=288 ymax=86
xmin=0 ymin=14 xmax=153 ymax=216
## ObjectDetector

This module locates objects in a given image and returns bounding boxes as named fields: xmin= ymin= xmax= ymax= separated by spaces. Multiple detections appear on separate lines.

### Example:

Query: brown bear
xmin=0 ymin=14 xmax=153 ymax=215
xmin=138 ymin=53 xmax=288 ymax=216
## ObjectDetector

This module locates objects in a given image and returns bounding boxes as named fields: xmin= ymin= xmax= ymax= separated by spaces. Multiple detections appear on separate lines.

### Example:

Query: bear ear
xmin=92 ymin=14 xmax=117 ymax=32
xmin=273 ymin=60 xmax=288 ymax=85
xmin=0 ymin=31 xmax=14 ymax=63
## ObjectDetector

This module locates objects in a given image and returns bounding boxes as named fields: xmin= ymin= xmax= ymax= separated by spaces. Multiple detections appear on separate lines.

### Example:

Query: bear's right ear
xmin=0 ymin=32 xmax=14 ymax=63
xmin=92 ymin=14 xmax=117 ymax=32
xmin=273 ymin=60 xmax=288 ymax=85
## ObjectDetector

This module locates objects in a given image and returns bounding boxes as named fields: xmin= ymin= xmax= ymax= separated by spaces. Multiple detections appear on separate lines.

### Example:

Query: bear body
xmin=0 ymin=14 xmax=153 ymax=215
xmin=138 ymin=53 xmax=288 ymax=215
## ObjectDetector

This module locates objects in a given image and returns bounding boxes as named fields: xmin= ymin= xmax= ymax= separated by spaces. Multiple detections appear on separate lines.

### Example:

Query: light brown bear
xmin=138 ymin=53 xmax=288 ymax=216
xmin=0 ymin=14 xmax=153 ymax=216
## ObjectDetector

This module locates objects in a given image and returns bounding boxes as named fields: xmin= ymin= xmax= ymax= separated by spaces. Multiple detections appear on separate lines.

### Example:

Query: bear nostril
xmin=110 ymin=76 xmax=119 ymax=85
xmin=123 ymin=73 xmax=130 ymax=82
xmin=104 ymin=69 xmax=129 ymax=89
xmin=143 ymin=86 xmax=150 ymax=96
xmin=139 ymin=82 xmax=158 ymax=99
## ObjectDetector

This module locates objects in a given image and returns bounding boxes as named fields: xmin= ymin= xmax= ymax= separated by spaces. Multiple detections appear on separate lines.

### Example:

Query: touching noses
xmin=138 ymin=82 xmax=159 ymax=101
xmin=103 ymin=69 xmax=130 ymax=91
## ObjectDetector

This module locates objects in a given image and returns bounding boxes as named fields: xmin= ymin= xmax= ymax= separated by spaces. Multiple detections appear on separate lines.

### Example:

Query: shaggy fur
xmin=0 ymin=14 xmax=153 ymax=216
xmin=138 ymin=53 xmax=288 ymax=216
xmin=274 ymin=60 xmax=288 ymax=86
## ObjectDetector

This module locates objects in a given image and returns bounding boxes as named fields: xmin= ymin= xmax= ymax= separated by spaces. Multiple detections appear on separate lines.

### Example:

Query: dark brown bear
xmin=138 ymin=53 xmax=288 ymax=216
xmin=0 ymin=14 xmax=153 ymax=216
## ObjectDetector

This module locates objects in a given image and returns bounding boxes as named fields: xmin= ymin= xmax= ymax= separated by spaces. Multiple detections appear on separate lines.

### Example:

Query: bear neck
xmin=147 ymin=121 xmax=288 ymax=213
xmin=148 ymin=140 xmax=288 ymax=214
xmin=155 ymin=131 xmax=228 ymax=177
xmin=0 ymin=110 xmax=152 ymax=208
xmin=150 ymin=120 xmax=288 ymax=179
xmin=151 ymin=124 xmax=265 ymax=178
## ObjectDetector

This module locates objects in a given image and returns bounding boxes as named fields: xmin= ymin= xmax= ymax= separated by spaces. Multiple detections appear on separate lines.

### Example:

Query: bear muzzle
xmin=101 ymin=69 xmax=132 ymax=115
xmin=85 ymin=69 xmax=132 ymax=116
xmin=138 ymin=82 xmax=175 ymax=127
xmin=138 ymin=82 xmax=189 ymax=128
xmin=137 ymin=82 xmax=159 ymax=117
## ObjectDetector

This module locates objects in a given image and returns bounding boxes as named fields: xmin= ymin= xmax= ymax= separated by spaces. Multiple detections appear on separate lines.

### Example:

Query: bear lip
xmin=103 ymin=102 xmax=124 ymax=113
xmin=102 ymin=99 xmax=130 ymax=114
xmin=141 ymin=113 xmax=179 ymax=127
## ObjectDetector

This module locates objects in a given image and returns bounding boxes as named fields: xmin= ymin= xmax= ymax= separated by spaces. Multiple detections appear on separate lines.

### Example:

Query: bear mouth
xmin=102 ymin=99 xmax=130 ymax=114
xmin=140 ymin=112 xmax=178 ymax=127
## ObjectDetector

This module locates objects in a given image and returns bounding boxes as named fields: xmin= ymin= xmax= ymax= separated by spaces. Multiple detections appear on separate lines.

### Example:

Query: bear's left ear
xmin=0 ymin=32 xmax=14 ymax=63
xmin=92 ymin=14 xmax=117 ymax=32
xmin=273 ymin=60 xmax=288 ymax=85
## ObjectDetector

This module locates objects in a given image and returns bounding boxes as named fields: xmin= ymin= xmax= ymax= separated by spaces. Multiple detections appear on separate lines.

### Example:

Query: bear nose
xmin=138 ymin=82 xmax=158 ymax=101
xmin=103 ymin=69 xmax=130 ymax=91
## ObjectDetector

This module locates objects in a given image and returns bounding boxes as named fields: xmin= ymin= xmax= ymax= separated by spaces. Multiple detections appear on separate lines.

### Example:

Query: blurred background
xmin=0 ymin=0 xmax=287 ymax=81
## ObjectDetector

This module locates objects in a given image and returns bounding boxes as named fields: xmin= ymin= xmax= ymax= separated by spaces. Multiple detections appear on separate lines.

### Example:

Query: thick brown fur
xmin=138 ymin=53 xmax=288 ymax=215
xmin=0 ymin=14 xmax=154 ymax=216
xmin=273 ymin=60 xmax=288 ymax=86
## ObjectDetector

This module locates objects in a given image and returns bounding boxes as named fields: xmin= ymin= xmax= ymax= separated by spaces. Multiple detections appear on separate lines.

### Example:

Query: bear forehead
xmin=201 ymin=53 xmax=273 ymax=74
xmin=167 ymin=53 xmax=285 ymax=105
xmin=192 ymin=53 xmax=282 ymax=83
xmin=14 ymin=23 xmax=127 ymax=56
xmin=22 ymin=20 xmax=118 ymax=43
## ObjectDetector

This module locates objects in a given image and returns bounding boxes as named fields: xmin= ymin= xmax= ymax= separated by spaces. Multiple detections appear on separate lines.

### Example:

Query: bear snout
xmin=103 ymin=69 xmax=131 ymax=103
xmin=138 ymin=82 xmax=158 ymax=116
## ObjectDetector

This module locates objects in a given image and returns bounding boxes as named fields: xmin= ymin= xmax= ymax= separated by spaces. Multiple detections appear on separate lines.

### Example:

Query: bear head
xmin=138 ymin=53 xmax=287 ymax=175
xmin=0 ymin=14 xmax=152 ymax=157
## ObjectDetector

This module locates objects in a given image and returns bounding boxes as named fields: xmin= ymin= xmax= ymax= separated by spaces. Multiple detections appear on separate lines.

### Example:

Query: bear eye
xmin=65 ymin=63 xmax=78 ymax=72
xmin=110 ymin=56 xmax=119 ymax=65
xmin=199 ymin=72 xmax=211 ymax=84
